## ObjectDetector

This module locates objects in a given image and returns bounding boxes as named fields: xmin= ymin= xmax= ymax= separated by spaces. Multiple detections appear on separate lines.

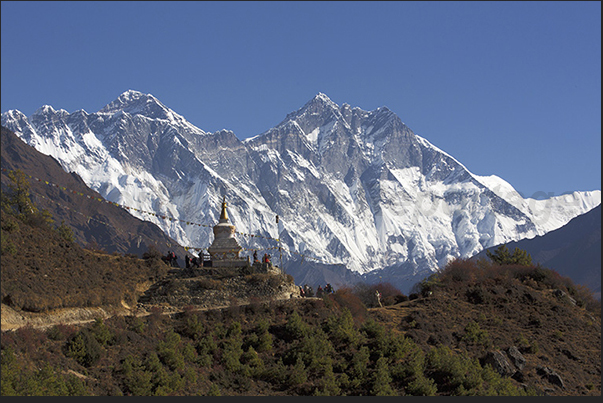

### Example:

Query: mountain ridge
xmin=475 ymin=204 xmax=601 ymax=298
xmin=2 ymin=91 xmax=600 ymax=293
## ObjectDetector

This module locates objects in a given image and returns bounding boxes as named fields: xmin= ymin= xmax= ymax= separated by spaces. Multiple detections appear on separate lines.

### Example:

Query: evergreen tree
xmin=486 ymin=244 xmax=532 ymax=266
xmin=255 ymin=319 xmax=273 ymax=352
xmin=406 ymin=374 xmax=437 ymax=396
xmin=313 ymin=357 xmax=340 ymax=396
xmin=371 ymin=355 xmax=396 ymax=396
xmin=56 ymin=220 xmax=75 ymax=243
xmin=2 ymin=169 xmax=38 ymax=219
xmin=288 ymin=356 xmax=308 ymax=387
xmin=65 ymin=330 xmax=103 ymax=367
xmin=2 ymin=169 xmax=54 ymax=228
xmin=350 ymin=345 xmax=370 ymax=389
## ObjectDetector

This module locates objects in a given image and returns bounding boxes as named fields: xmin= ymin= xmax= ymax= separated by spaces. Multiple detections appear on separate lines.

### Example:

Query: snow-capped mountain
xmin=2 ymin=90 xmax=600 ymax=292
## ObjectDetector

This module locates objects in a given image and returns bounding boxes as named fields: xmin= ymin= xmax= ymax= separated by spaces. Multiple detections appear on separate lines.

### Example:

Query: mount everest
xmin=2 ymin=90 xmax=600 ymax=292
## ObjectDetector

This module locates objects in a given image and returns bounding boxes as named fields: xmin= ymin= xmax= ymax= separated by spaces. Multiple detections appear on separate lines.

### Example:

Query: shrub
xmin=465 ymin=286 xmax=490 ymax=304
xmin=56 ymin=220 xmax=75 ymax=243
xmin=46 ymin=324 xmax=77 ymax=341
xmin=326 ymin=287 xmax=368 ymax=323
xmin=406 ymin=374 xmax=438 ymax=396
xmin=462 ymin=321 xmax=491 ymax=347
xmin=142 ymin=245 xmax=163 ymax=260
xmin=0 ymin=230 xmax=17 ymax=255
xmin=352 ymin=282 xmax=404 ymax=308
xmin=65 ymin=329 xmax=103 ymax=367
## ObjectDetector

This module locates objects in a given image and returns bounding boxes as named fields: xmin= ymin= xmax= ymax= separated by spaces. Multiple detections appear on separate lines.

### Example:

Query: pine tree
xmin=371 ymin=355 xmax=396 ymax=396
xmin=288 ymin=356 xmax=308 ymax=387
xmin=3 ymin=169 xmax=38 ymax=219
xmin=2 ymin=169 xmax=54 ymax=228
xmin=510 ymin=247 xmax=532 ymax=266
xmin=255 ymin=319 xmax=273 ymax=352
xmin=486 ymin=244 xmax=512 ymax=265
xmin=57 ymin=220 xmax=75 ymax=243
xmin=350 ymin=345 xmax=370 ymax=388
xmin=313 ymin=357 xmax=340 ymax=396
xmin=486 ymin=244 xmax=532 ymax=266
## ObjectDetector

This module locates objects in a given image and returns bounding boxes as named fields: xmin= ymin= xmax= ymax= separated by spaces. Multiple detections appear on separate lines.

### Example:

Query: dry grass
xmin=1 ymin=209 xmax=169 ymax=313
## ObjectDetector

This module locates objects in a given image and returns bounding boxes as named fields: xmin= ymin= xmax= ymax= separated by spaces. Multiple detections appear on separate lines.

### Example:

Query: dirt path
xmin=1 ymin=295 xmax=310 ymax=332
xmin=1 ymin=303 xmax=133 ymax=332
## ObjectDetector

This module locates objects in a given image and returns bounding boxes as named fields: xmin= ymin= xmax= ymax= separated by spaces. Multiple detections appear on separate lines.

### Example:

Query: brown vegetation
xmin=2 ymin=258 xmax=600 ymax=396
xmin=1 ymin=192 xmax=168 ymax=313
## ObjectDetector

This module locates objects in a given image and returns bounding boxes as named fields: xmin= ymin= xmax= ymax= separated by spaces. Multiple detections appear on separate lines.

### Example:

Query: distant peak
xmin=100 ymin=90 xmax=168 ymax=117
xmin=114 ymin=89 xmax=160 ymax=106
xmin=118 ymin=89 xmax=146 ymax=101
xmin=314 ymin=92 xmax=332 ymax=102
xmin=310 ymin=92 xmax=337 ymax=107
xmin=33 ymin=105 xmax=56 ymax=115
xmin=293 ymin=92 xmax=340 ymax=116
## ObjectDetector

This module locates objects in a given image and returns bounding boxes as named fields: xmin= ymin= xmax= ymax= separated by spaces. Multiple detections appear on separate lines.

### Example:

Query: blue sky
xmin=2 ymin=1 xmax=600 ymax=198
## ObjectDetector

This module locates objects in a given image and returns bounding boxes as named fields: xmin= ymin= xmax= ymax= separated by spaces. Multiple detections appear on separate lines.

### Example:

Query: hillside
xmin=1 ymin=125 xmax=188 ymax=262
xmin=475 ymin=204 xmax=601 ymax=299
xmin=0 ymin=183 xmax=169 ymax=320
xmin=1 ymin=258 xmax=600 ymax=396
xmin=0 ymin=161 xmax=297 ymax=330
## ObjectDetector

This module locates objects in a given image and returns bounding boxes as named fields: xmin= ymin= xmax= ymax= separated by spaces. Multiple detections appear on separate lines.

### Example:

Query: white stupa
xmin=207 ymin=197 xmax=248 ymax=268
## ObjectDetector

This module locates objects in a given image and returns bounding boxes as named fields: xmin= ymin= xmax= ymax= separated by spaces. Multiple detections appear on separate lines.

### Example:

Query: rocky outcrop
xmin=482 ymin=346 xmax=527 ymax=380
xmin=138 ymin=265 xmax=300 ymax=309
xmin=1 ymin=263 xmax=299 ymax=332
xmin=482 ymin=350 xmax=516 ymax=377
xmin=506 ymin=345 xmax=526 ymax=371
xmin=537 ymin=365 xmax=566 ymax=390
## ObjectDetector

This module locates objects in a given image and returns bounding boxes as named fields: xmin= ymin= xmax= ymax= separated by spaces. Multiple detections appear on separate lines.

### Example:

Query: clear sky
xmin=2 ymin=1 xmax=600 ymax=199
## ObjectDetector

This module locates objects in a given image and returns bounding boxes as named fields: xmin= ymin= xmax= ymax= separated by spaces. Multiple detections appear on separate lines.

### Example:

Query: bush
xmin=465 ymin=286 xmax=490 ymax=304
xmin=462 ymin=321 xmax=491 ymax=347
xmin=65 ymin=329 xmax=103 ymax=367
xmin=142 ymin=245 xmax=163 ymax=260
xmin=325 ymin=287 xmax=367 ymax=323
xmin=56 ymin=220 xmax=75 ymax=244
xmin=406 ymin=374 xmax=437 ymax=396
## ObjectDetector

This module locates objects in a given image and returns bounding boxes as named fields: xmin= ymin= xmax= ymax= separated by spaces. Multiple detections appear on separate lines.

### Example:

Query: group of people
xmin=165 ymin=250 xmax=211 ymax=269
xmin=184 ymin=254 xmax=203 ymax=269
xmin=252 ymin=250 xmax=271 ymax=264
xmin=299 ymin=283 xmax=334 ymax=298
xmin=172 ymin=250 xmax=272 ymax=269
xmin=163 ymin=251 xmax=179 ymax=267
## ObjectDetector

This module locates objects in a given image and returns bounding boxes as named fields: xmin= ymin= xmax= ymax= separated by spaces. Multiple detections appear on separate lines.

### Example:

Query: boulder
xmin=506 ymin=345 xmax=526 ymax=370
xmin=536 ymin=365 xmax=565 ymax=389
xmin=482 ymin=350 xmax=515 ymax=377
xmin=552 ymin=289 xmax=577 ymax=306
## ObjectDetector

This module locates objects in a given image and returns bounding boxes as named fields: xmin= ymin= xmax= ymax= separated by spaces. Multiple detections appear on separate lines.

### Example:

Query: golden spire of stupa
xmin=219 ymin=196 xmax=228 ymax=222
